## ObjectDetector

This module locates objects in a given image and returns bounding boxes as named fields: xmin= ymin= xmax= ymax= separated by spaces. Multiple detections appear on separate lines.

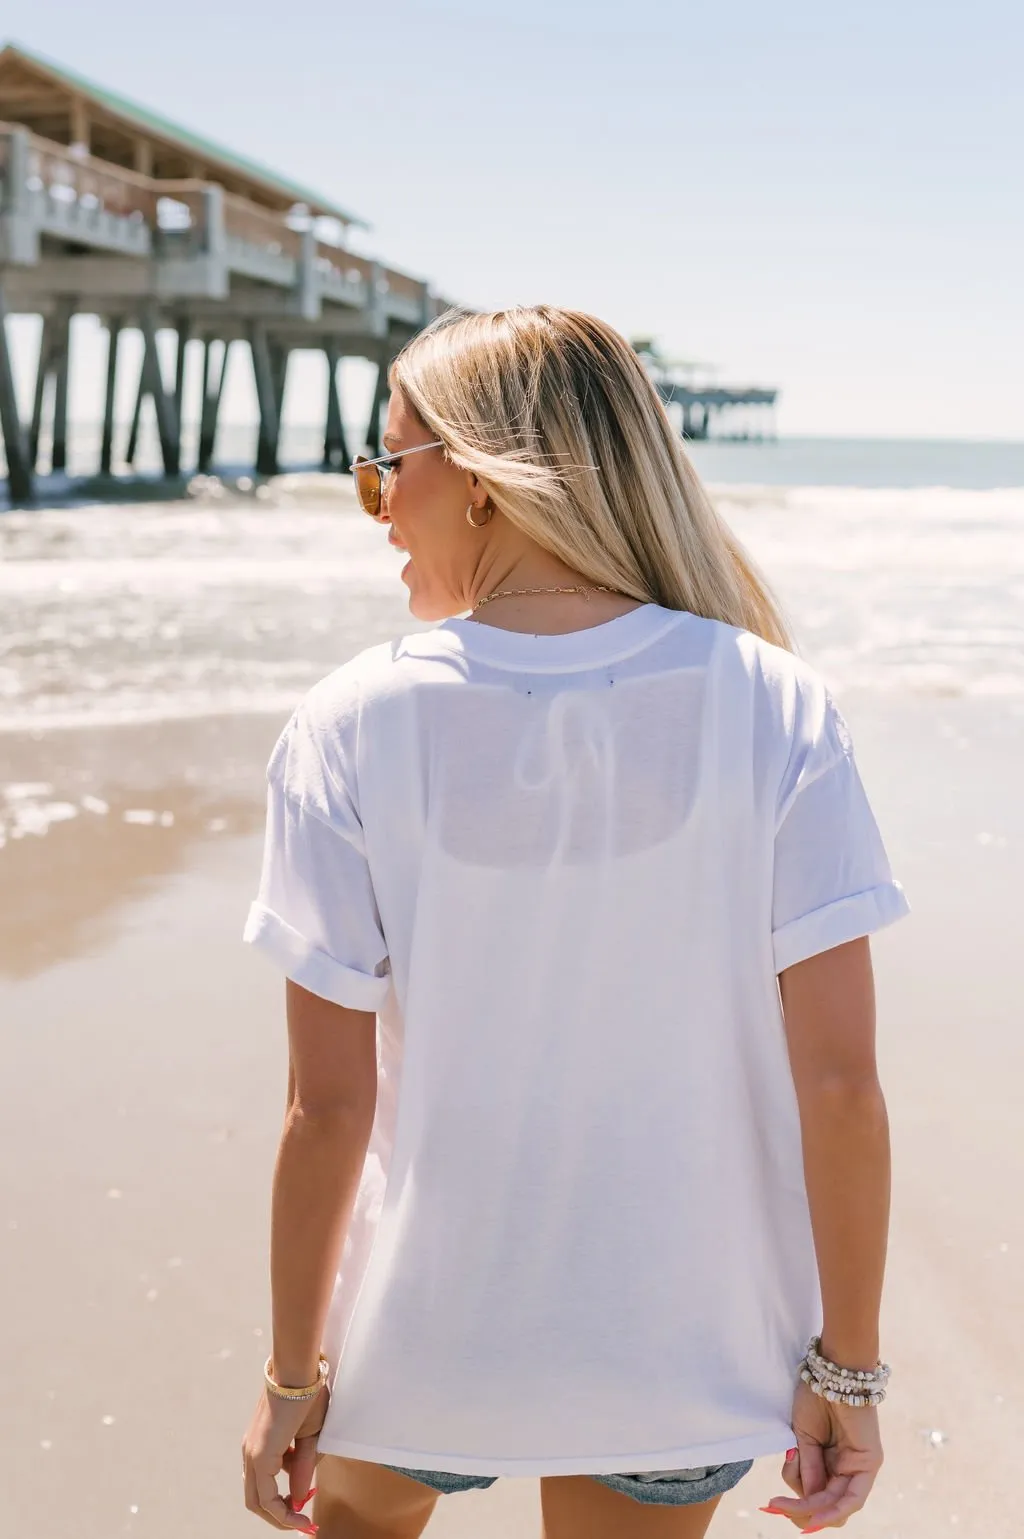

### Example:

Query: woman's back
xmin=245 ymin=602 xmax=906 ymax=1474
xmin=241 ymin=307 xmax=902 ymax=1539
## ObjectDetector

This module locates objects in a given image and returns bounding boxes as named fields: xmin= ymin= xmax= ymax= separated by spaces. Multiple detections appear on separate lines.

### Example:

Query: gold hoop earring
xmin=466 ymin=503 xmax=492 ymax=529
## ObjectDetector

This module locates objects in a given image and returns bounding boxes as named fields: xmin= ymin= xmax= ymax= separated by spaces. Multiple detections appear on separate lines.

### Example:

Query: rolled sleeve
xmin=772 ymin=701 xmax=910 ymax=974
xmin=243 ymin=901 xmax=391 ymax=1011
xmin=772 ymin=879 xmax=910 ymax=974
xmin=243 ymin=716 xmax=391 ymax=1011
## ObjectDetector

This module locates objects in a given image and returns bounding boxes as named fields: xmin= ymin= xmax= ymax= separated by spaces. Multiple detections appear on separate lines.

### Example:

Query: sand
xmin=2 ymin=690 xmax=1021 ymax=1539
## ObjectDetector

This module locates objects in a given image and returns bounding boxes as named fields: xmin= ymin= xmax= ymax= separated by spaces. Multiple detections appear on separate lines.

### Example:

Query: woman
xmin=240 ymin=306 xmax=908 ymax=1539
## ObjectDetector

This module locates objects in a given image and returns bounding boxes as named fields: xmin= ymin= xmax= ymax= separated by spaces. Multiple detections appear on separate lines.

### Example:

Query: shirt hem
xmin=313 ymin=1426 xmax=794 ymax=1476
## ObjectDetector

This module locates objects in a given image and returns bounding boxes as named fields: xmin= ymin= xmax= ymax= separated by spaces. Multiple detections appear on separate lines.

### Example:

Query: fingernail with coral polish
xmin=785 ymin=1447 xmax=798 ymax=1461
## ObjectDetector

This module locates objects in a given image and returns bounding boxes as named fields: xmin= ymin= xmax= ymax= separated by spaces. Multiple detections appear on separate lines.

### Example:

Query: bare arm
xmin=778 ymin=934 xmax=890 ymax=1368
xmin=243 ymin=981 xmax=377 ymax=1529
xmin=270 ymin=978 xmax=378 ymax=1387
xmin=764 ymin=935 xmax=889 ymax=1530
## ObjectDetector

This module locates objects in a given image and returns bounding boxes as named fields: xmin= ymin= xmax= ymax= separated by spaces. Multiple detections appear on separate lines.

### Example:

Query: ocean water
xmin=11 ymin=422 xmax=1024 ymax=494
xmin=1 ymin=441 xmax=1023 ymax=739
xmin=688 ymin=436 xmax=1024 ymax=490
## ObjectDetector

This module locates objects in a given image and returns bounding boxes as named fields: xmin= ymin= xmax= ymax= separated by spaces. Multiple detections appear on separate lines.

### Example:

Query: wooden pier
xmin=0 ymin=43 xmax=446 ymax=503
xmin=633 ymin=339 xmax=778 ymax=441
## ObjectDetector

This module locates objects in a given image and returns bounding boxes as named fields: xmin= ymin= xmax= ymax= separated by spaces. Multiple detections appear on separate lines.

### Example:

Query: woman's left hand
xmin=242 ymin=1383 xmax=329 ymax=1531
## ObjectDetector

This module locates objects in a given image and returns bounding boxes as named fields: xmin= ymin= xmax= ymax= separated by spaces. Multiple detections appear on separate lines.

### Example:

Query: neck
xmin=473 ymin=596 xmax=642 ymax=635
xmin=467 ymin=551 xmax=642 ymax=635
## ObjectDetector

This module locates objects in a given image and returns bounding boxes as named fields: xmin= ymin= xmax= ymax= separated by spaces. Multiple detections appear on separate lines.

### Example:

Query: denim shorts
xmin=386 ymin=1459 xmax=753 ymax=1506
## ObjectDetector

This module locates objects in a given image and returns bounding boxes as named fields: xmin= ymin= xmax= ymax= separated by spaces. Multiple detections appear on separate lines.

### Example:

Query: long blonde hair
xmin=391 ymin=306 xmax=794 ymax=651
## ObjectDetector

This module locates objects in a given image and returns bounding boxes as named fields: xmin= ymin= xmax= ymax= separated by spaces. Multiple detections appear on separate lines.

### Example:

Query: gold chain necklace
xmin=473 ymin=584 xmax=620 ymax=610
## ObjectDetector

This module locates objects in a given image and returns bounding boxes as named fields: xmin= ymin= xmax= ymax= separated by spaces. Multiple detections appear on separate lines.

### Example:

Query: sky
xmin=3 ymin=0 xmax=1022 ymax=438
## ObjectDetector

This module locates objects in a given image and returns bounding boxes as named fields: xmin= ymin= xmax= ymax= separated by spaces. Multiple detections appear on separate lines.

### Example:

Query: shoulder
xmin=692 ymin=619 xmax=853 ymax=786
xmin=266 ymin=632 xmax=440 ymax=807
xmin=296 ymin=640 xmax=404 ymax=734
xmin=683 ymin=615 xmax=828 ymax=714
xmin=298 ymin=627 xmax=459 ymax=726
xmin=736 ymin=629 xmax=838 ymax=733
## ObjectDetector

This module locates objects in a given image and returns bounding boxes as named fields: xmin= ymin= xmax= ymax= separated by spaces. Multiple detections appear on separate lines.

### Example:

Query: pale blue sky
xmin=4 ymin=0 xmax=1022 ymax=437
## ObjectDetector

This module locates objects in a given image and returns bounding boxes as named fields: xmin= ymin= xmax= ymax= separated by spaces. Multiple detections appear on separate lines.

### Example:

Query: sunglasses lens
xmin=353 ymin=458 xmax=382 ymax=518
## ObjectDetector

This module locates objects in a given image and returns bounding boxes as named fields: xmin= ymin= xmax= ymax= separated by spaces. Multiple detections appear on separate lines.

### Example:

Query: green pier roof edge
xmin=1 ymin=40 xmax=368 ymax=230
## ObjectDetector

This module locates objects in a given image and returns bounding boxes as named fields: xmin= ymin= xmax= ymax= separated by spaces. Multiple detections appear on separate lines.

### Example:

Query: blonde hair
xmin=391 ymin=306 xmax=794 ymax=651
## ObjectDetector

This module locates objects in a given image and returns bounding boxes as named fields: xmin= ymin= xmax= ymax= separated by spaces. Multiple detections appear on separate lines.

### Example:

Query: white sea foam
xmin=0 ymin=482 xmax=1021 ymax=731
xmin=0 ymin=797 xmax=80 ymax=847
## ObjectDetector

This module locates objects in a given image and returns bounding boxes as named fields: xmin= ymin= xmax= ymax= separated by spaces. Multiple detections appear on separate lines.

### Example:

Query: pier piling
xmin=322 ymin=342 xmax=351 ymax=470
xmin=50 ymin=308 xmax=70 ymax=473
xmin=139 ymin=307 xmax=182 ymax=477
xmin=197 ymin=338 xmax=229 ymax=473
xmin=364 ymin=360 xmax=389 ymax=458
xmin=250 ymin=322 xmax=281 ymax=478
xmin=0 ymin=281 xmax=32 ymax=502
xmin=100 ymin=321 xmax=120 ymax=476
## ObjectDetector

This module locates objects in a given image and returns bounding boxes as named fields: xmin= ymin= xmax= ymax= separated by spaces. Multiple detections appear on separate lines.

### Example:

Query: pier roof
xmin=0 ymin=41 xmax=366 ymax=229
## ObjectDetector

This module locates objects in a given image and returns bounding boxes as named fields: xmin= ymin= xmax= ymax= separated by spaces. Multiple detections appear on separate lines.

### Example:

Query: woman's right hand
xmin=761 ymin=1379 xmax=884 ymax=1531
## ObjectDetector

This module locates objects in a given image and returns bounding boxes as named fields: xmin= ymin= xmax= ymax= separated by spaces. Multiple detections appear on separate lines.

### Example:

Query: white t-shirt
xmin=244 ymin=604 xmax=909 ymax=1475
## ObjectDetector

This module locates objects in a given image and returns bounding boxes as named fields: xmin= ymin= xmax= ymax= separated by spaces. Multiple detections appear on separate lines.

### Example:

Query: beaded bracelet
xmin=263 ymin=1353 xmax=330 ymax=1402
xmin=799 ymin=1337 xmax=891 ymax=1408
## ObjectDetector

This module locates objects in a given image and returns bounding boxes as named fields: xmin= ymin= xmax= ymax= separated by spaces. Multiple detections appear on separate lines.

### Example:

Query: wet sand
xmin=2 ymin=692 xmax=1022 ymax=1538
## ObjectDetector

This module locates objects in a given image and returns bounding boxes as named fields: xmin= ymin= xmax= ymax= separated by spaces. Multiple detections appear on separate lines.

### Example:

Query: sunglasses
xmin=350 ymin=441 xmax=444 ymax=518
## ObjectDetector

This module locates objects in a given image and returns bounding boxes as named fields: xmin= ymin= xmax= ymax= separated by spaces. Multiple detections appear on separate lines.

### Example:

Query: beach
xmin=3 ymin=462 xmax=1022 ymax=1538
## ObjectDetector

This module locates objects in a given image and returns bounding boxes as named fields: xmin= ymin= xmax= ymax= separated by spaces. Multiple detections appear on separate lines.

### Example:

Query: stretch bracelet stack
xmin=799 ymin=1337 xmax=891 ymax=1408
xmin=263 ymin=1353 xmax=330 ymax=1402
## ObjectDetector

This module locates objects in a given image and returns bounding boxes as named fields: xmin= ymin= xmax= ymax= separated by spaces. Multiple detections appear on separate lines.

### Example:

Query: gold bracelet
xmin=263 ymin=1353 xmax=330 ymax=1401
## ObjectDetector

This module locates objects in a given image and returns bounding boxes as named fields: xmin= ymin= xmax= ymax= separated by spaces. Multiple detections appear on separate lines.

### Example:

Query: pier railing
xmin=221 ymin=191 xmax=304 ymax=258
xmin=10 ymin=127 xmax=157 ymax=221
xmin=0 ymin=122 xmax=445 ymax=502
xmin=153 ymin=181 xmax=211 ymax=233
xmin=0 ymin=124 xmax=433 ymax=317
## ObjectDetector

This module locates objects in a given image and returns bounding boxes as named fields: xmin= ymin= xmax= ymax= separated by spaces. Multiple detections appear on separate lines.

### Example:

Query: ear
xmin=465 ymin=470 xmax=489 ymax=515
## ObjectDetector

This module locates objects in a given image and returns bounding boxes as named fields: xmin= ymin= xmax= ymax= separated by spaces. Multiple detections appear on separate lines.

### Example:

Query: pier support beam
xmin=270 ymin=341 xmax=289 ymax=421
xmin=364 ymin=357 xmax=390 ymax=456
xmin=174 ymin=318 xmax=191 ymax=430
xmin=197 ymin=338 xmax=230 ymax=473
xmin=28 ymin=306 xmax=73 ymax=472
xmin=50 ymin=310 xmax=72 ymax=474
xmin=126 ymin=312 xmax=181 ymax=476
xmin=125 ymin=365 xmax=144 ymax=467
xmin=0 ymin=283 xmax=33 ymax=503
xmin=322 ymin=342 xmax=350 ymax=471
xmin=100 ymin=322 xmax=121 ymax=476
xmin=29 ymin=316 xmax=54 ymax=470
xmin=250 ymin=322 xmax=282 ymax=477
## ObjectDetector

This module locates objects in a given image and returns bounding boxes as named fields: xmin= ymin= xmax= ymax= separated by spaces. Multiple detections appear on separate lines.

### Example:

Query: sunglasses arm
xmin=350 ymin=440 xmax=445 ymax=472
